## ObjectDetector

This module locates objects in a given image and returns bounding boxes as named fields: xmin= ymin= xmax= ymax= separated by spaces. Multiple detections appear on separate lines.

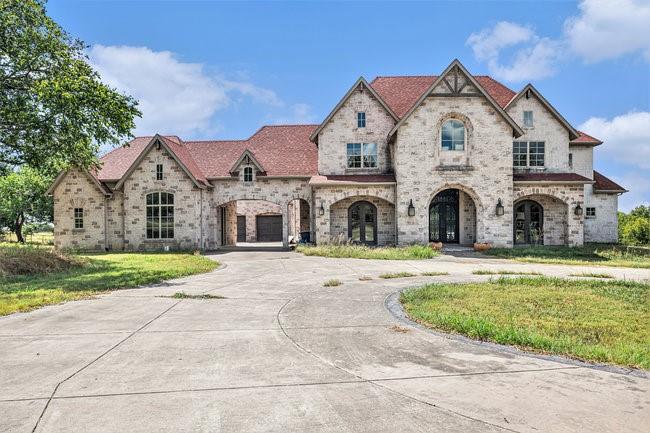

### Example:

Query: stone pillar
xmin=282 ymin=204 xmax=289 ymax=247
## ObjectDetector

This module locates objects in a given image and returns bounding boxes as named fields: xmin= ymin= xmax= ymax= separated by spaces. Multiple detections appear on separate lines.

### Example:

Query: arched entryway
xmin=429 ymin=189 xmax=460 ymax=243
xmin=514 ymin=200 xmax=544 ymax=245
xmin=348 ymin=200 xmax=377 ymax=245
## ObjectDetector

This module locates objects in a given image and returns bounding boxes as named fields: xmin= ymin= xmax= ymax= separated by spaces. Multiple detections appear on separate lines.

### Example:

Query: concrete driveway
xmin=1 ymin=250 xmax=648 ymax=432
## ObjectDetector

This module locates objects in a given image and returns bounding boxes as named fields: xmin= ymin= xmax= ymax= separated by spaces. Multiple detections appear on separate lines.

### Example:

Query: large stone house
xmin=47 ymin=60 xmax=626 ymax=251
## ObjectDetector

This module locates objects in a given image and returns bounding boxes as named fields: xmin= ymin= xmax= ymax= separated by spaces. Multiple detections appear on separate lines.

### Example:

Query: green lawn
xmin=485 ymin=245 xmax=650 ymax=268
xmin=0 ymin=248 xmax=219 ymax=316
xmin=401 ymin=277 xmax=650 ymax=369
xmin=296 ymin=244 xmax=439 ymax=260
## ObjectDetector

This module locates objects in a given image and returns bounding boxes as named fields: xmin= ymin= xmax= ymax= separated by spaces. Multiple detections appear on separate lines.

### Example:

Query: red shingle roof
xmin=513 ymin=172 xmax=593 ymax=183
xmin=571 ymin=131 xmax=603 ymax=145
xmin=369 ymin=75 xmax=517 ymax=118
xmin=593 ymin=170 xmax=627 ymax=192
xmin=309 ymin=174 xmax=396 ymax=185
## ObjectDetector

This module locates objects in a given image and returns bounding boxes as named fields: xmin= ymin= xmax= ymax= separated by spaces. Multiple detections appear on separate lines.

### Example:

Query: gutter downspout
xmin=104 ymin=196 xmax=109 ymax=251
xmin=199 ymin=188 xmax=204 ymax=250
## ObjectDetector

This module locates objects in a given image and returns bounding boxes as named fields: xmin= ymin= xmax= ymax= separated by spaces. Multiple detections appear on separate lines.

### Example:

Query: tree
xmin=0 ymin=0 xmax=140 ymax=169
xmin=619 ymin=205 xmax=650 ymax=246
xmin=0 ymin=167 xmax=52 ymax=242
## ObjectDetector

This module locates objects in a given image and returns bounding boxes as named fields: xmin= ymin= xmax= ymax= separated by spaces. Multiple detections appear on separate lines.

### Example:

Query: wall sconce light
xmin=496 ymin=198 xmax=504 ymax=216
xmin=574 ymin=204 xmax=583 ymax=216
xmin=319 ymin=203 xmax=325 ymax=216
xmin=407 ymin=199 xmax=415 ymax=217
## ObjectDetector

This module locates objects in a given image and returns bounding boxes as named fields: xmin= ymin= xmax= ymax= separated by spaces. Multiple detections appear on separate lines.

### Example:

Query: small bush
xmin=379 ymin=271 xmax=416 ymax=279
xmin=421 ymin=271 xmax=449 ymax=276
xmin=323 ymin=279 xmax=342 ymax=287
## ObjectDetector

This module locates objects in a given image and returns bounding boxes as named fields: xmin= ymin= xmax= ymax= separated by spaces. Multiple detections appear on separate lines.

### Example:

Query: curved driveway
xmin=1 ymin=250 xmax=648 ymax=432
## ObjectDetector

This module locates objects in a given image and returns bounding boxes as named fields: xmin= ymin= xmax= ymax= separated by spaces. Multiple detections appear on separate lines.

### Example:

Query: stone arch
xmin=327 ymin=194 xmax=396 ymax=246
xmin=428 ymin=183 xmax=483 ymax=211
xmin=435 ymin=112 xmax=474 ymax=151
xmin=513 ymin=193 xmax=569 ymax=246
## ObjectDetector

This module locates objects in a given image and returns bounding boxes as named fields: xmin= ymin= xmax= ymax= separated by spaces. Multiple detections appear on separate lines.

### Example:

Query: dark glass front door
xmin=348 ymin=201 xmax=377 ymax=245
xmin=514 ymin=200 xmax=543 ymax=245
xmin=429 ymin=189 xmax=459 ymax=243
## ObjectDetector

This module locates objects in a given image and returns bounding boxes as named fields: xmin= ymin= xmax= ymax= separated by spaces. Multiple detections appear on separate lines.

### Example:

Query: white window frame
xmin=357 ymin=112 xmax=366 ymax=128
xmin=156 ymin=164 xmax=163 ymax=181
xmin=523 ymin=110 xmax=534 ymax=128
xmin=586 ymin=207 xmax=596 ymax=219
xmin=346 ymin=143 xmax=377 ymax=169
xmin=513 ymin=141 xmax=545 ymax=168
xmin=146 ymin=192 xmax=175 ymax=239
xmin=441 ymin=119 xmax=465 ymax=151
xmin=243 ymin=166 xmax=253 ymax=182
xmin=73 ymin=208 xmax=84 ymax=229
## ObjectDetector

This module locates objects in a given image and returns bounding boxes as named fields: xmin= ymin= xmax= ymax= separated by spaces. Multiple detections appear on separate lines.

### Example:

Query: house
xmin=47 ymin=59 xmax=627 ymax=250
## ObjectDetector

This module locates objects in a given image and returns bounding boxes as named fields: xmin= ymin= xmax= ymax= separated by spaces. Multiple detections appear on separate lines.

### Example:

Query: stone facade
xmin=50 ymin=61 xmax=622 ymax=250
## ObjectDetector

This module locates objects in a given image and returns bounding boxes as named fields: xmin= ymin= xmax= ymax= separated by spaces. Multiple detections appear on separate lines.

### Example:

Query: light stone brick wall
xmin=458 ymin=191 xmax=477 ymax=244
xmin=223 ymin=201 xmax=237 ymax=246
xmin=318 ymin=87 xmax=395 ymax=175
xmin=570 ymin=145 xmax=593 ymax=179
xmin=313 ymin=184 xmax=395 ymax=245
xmin=506 ymin=95 xmax=571 ymax=172
xmin=513 ymin=184 xmax=584 ymax=246
xmin=52 ymin=169 xmax=106 ymax=250
xmin=106 ymin=191 xmax=124 ymax=251
xmin=328 ymin=196 xmax=396 ymax=245
xmin=394 ymin=95 xmax=514 ymax=247
xmin=287 ymin=199 xmax=310 ymax=240
xmin=236 ymin=200 xmax=282 ymax=242
xmin=122 ymin=145 xmax=205 ymax=251
xmin=584 ymin=186 xmax=619 ymax=243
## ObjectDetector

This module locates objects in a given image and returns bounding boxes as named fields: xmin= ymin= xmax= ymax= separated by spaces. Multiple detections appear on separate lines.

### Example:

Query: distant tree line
xmin=618 ymin=205 xmax=650 ymax=246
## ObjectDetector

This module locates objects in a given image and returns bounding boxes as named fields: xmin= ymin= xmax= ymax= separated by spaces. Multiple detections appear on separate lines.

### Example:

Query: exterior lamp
xmin=574 ymin=204 xmax=583 ymax=216
xmin=319 ymin=203 xmax=325 ymax=216
xmin=407 ymin=199 xmax=415 ymax=217
xmin=496 ymin=199 xmax=504 ymax=216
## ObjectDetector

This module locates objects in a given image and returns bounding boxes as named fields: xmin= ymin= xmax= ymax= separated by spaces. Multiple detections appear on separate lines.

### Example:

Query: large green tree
xmin=0 ymin=167 xmax=52 ymax=242
xmin=0 ymin=0 xmax=140 ymax=169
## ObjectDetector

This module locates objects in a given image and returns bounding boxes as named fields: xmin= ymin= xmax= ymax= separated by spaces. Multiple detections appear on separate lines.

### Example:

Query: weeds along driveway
xmin=0 ymin=250 xmax=648 ymax=433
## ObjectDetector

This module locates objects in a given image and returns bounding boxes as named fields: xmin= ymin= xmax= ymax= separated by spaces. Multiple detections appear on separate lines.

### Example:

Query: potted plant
xmin=473 ymin=242 xmax=491 ymax=252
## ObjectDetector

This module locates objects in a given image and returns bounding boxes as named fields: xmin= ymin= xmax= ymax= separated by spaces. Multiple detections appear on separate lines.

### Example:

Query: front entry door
xmin=514 ymin=200 xmax=543 ymax=245
xmin=348 ymin=201 xmax=377 ymax=245
xmin=236 ymin=216 xmax=246 ymax=242
xmin=429 ymin=189 xmax=459 ymax=243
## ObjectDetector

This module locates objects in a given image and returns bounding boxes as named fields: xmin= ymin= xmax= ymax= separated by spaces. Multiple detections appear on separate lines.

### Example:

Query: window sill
xmin=435 ymin=165 xmax=474 ymax=172
xmin=144 ymin=239 xmax=175 ymax=243
xmin=72 ymin=228 xmax=85 ymax=233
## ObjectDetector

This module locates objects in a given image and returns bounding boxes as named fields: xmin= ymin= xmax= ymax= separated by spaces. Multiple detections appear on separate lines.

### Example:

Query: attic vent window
xmin=523 ymin=111 xmax=533 ymax=128
xmin=357 ymin=112 xmax=366 ymax=128
xmin=156 ymin=164 xmax=163 ymax=180
xmin=243 ymin=166 xmax=253 ymax=182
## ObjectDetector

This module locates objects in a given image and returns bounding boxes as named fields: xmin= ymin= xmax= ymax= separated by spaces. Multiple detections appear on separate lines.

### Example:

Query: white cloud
xmin=89 ymin=45 xmax=286 ymax=139
xmin=565 ymin=0 xmax=650 ymax=62
xmin=579 ymin=111 xmax=650 ymax=170
xmin=613 ymin=171 xmax=650 ymax=212
xmin=466 ymin=22 xmax=561 ymax=82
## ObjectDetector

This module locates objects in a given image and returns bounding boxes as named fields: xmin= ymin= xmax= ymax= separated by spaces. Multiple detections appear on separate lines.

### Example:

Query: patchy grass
xmin=358 ymin=275 xmax=373 ymax=281
xmin=0 ymin=243 xmax=84 ymax=277
xmin=0 ymin=249 xmax=219 ymax=316
xmin=472 ymin=269 xmax=542 ymax=276
xmin=390 ymin=325 xmax=410 ymax=333
xmin=421 ymin=271 xmax=449 ymax=276
xmin=485 ymin=245 xmax=650 ymax=269
xmin=0 ymin=231 xmax=54 ymax=245
xmin=171 ymin=292 xmax=225 ymax=299
xmin=323 ymin=279 xmax=342 ymax=287
xmin=380 ymin=271 xmax=417 ymax=279
xmin=569 ymin=272 xmax=615 ymax=279
xmin=401 ymin=277 xmax=650 ymax=369
xmin=296 ymin=244 xmax=439 ymax=260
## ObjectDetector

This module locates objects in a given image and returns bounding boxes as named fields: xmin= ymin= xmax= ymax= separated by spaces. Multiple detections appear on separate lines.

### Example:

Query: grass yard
xmin=485 ymin=245 xmax=650 ymax=268
xmin=0 ymin=245 xmax=219 ymax=316
xmin=401 ymin=277 xmax=650 ymax=369
xmin=296 ymin=244 xmax=439 ymax=260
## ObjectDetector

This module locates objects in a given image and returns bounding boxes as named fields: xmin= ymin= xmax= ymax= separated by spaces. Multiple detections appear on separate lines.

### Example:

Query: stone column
xmin=282 ymin=204 xmax=289 ymax=247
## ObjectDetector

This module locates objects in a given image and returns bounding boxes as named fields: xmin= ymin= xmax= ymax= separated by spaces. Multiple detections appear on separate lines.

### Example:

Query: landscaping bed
xmin=401 ymin=276 xmax=650 ymax=369
xmin=296 ymin=244 xmax=439 ymax=260
xmin=0 ymin=246 xmax=219 ymax=316
xmin=485 ymin=244 xmax=650 ymax=268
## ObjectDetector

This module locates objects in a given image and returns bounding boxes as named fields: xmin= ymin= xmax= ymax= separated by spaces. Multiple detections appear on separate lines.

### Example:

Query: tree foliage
xmin=0 ymin=167 xmax=52 ymax=242
xmin=619 ymin=205 xmax=650 ymax=246
xmin=0 ymin=0 xmax=140 ymax=169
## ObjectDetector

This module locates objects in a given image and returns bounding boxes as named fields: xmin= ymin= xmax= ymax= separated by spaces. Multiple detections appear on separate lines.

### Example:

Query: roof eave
xmin=514 ymin=180 xmax=595 ymax=185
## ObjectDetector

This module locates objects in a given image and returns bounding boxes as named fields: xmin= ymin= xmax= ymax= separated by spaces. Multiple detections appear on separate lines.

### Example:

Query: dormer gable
xmin=229 ymin=149 xmax=266 ymax=176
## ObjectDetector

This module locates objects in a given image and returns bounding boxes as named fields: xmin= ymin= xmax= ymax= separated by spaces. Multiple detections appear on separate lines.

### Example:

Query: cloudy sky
xmin=49 ymin=0 xmax=649 ymax=210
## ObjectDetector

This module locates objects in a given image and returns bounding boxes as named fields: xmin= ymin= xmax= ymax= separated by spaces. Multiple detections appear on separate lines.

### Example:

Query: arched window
xmin=146 ymin=192 xmax=174 ymax=239
xmin=441 ymin=119 xmax=465 ymax=151
xmin=348 ymin=201 xmax=377 ymax=245
xmin=243 ymin=166 xmax=253 ymax=182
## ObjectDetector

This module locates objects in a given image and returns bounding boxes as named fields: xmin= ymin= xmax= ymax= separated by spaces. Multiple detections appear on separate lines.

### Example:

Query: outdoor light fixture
xmin=407 ymin=199 xmax=415 ymax=217
xmin=574 ymin=204 xmax=583 ymax=216
xmin=496 ymin=198 xmax=504 ymax=216
xmin=319 ymin=203 xmax=325 ymax=216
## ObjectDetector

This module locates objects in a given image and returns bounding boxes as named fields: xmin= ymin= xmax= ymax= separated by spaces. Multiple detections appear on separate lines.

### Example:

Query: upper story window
xmin=347 ymin=143 xmax=377 ymax=168
xmin=523 ymin=111 xmax=534 ymax=128
xmin=513 ymin=141 xmax=545 ymax=168
xmin=441 ymin=120 xmax=465 ymax=151
xmin=568 ymin=153 xmax=573 ymax=169
xmin=156 ymin=164 xmax=163 ymax=180
xmin=357 ymin=112 xmax=366 ymax=128
xmin=243 ymin=166 xmax=253 ymax=182
xmin=74 ymin=208 xmax=84 ymax=229
xmin=146 ymin=192 xmax=174 ymax=239
xmin=586 ymin=207 xmax=596 ymax=218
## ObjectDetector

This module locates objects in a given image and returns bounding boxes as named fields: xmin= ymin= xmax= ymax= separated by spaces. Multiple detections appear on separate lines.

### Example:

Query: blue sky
xmin=48 ymin=0 xmax=649 ymax=210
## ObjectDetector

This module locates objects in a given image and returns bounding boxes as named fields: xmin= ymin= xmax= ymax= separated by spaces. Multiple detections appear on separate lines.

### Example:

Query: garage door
xmin=256 ymin=215 xmax=282 ymax=242
xmin=237 ymin=216 xmax=246 ymax=242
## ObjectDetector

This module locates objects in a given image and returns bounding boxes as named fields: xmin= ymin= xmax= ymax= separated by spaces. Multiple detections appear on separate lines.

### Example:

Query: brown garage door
xmin=256 ymin=215 xmax=282 ymax=242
